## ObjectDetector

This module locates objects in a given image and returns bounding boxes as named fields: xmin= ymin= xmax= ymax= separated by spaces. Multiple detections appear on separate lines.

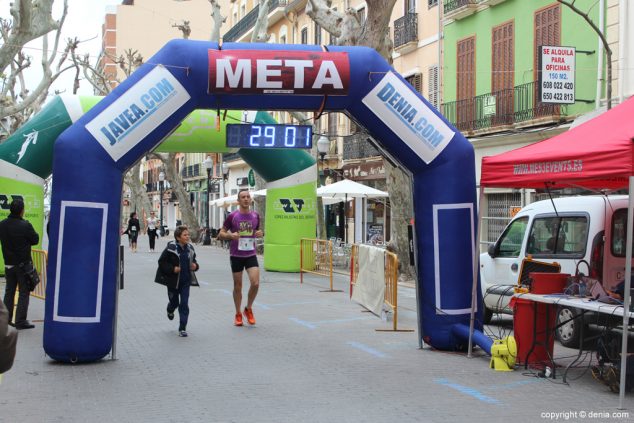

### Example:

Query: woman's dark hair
xmin=174 ymin=225 xmax=189 ymax=240
xmin=130 ymin=212 xmax=137 ymax=218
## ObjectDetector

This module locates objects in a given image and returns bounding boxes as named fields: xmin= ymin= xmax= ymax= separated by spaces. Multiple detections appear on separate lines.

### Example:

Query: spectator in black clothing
xmin=0 ymin=199 xmax=39 ymax=330
xmin=123 ymin=212 xmax=141 ymax=253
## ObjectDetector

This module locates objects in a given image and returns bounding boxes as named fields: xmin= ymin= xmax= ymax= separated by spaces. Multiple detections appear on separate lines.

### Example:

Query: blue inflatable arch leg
xmin=45 ymin=40 xmax=482 ymax=362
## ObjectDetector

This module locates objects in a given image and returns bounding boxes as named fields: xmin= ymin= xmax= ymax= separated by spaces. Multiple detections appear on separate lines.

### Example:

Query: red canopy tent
xmin=480 ymin=96 xmax=634 ymax=190
xmin=478 ymin=97 xmax=634 ymax=406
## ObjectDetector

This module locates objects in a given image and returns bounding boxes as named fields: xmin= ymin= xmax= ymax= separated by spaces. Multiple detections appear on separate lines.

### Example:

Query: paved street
xmin=1 ymin=235 xmax=632 ymax=422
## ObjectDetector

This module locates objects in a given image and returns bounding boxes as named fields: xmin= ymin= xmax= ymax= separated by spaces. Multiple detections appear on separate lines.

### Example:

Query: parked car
xmin=480 ymin=195 xmax=631 ymax=347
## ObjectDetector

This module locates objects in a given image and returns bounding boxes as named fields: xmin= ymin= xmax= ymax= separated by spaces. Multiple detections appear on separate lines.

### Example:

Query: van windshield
xmin=526 ymin=216 xmax=588 ymax=256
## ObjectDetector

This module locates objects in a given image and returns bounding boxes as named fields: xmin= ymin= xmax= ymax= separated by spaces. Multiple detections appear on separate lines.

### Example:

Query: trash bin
xmin=513 ymin=297 xmax=556 ymax=369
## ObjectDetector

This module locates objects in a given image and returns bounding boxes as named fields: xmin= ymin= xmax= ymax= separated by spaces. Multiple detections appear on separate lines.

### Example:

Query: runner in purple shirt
xmin=219 ymin=189 xmax=263 ymax=326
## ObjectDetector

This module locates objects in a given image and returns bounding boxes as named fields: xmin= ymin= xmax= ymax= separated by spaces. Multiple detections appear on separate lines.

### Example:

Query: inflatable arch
xmin=45 ymin=40 xmax=482 ymax=362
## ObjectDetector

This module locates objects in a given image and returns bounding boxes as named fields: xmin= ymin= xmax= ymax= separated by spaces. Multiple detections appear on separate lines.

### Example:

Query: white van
xmin=480 ymin=195 xmax=631 ymax=347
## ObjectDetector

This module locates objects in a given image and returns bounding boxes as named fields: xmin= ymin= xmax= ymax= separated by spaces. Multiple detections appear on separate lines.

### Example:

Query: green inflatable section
xmin=0 ymin=162 xmax=44 ymax=274
xmin=244 ymin=111 xmax=317 ymax=271
xmin=0 ymin=96 xmax=317 ymax=272
xmin=0 ymin=96 xmax=236 ymax=179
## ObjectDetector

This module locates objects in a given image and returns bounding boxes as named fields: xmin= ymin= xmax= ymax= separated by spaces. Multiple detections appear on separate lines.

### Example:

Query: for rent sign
xmin=539 ymin=45 xmax=576 ymax=104
xmin=208 ymin=50 xmax=350 ymax=95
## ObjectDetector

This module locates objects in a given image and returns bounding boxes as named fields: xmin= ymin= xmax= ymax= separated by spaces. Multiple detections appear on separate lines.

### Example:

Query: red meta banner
xmin=208 ymin=50 xmax=350 ymax=95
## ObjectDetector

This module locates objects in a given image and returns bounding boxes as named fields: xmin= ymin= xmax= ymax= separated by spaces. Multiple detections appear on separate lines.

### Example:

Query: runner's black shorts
xmin=230 ymin=255 xmax=259 ymax=273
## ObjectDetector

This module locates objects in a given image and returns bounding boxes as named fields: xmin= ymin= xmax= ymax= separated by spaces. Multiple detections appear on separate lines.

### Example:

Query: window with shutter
xmin=534 ymin=4 xmax=561 ymax=116
xmin=301 ymin=27 xmax=308 ymax=45
xmin=314 ymin=23 xmax=322 ymax=45
xmin=428 ymin=65 xmax=439 ymax=108
xmin=492 ymin=20 xmax=514 ymax=125
xmin=406 ymin=74 xmax=422 ymax=93
xmin=457 ymin=36 xmax=476 ymax=131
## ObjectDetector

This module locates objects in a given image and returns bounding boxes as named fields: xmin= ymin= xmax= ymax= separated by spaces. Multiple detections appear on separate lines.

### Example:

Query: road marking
xmin=288 ymin=317 xmax=316 ymax=329
xmin=347 ymin=341 xmax=387 ymax=358
xmin=434 ymin=378 xmax=501 ymax=405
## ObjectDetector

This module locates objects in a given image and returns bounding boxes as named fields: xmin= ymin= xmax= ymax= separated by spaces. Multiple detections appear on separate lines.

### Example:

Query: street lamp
xmin=203 ymin=156 xmax=213 ymax=245
xmin=317 ymin=135 xmax=330 ymax=163
xmin=158 ymin=171 xmax=165 ymax=236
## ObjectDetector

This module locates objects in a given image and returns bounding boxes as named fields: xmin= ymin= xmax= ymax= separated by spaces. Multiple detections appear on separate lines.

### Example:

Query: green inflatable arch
xmin=0 ymin=95 xmax=317 ymax=271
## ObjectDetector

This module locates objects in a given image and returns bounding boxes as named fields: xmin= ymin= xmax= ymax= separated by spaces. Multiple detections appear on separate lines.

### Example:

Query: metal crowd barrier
xmin=299 ymin=238 xmax=338 ymax=292
xmin=350 ymin=246 xmax=412 ymax=332
xmin=30 ymin=249 xmax=47 ymax=300
xmin=10 ymin=249 xmax=47 ymax=324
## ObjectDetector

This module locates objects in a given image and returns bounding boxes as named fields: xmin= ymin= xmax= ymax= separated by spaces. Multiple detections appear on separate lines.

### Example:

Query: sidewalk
xmin=0 ymin=234 xmax=631 ymax=422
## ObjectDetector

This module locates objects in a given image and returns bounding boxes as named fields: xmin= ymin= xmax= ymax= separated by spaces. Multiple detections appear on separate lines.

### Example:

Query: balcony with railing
xmin=223 ymin=0 xmax=287 ymax=42
xmin=443 ymin=0 xmax=479 ymax=20
xmin=394 ymin=13 xmax=418 ymax=52
xmin=441 ymin=81 xmax=567 ymax=135
xmin=343 ymin=133 xmax=381 ymax=161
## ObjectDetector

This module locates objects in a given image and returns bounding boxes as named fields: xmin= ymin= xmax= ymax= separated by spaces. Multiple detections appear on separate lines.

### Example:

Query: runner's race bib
xmin=238 ymin=237 xmax=254 ymax=251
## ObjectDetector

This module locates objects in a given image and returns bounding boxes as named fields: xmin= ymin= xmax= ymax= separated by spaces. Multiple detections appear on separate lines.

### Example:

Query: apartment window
xmin=492 ymin=20 xmax=514 ymax=125
xmin=427 ymin=65 xmax=439 ymax=108
xmin=405 ymin=0 xmax=416 ymax=13
xmin=314 ymin=23 xmax=322 ymax=45
xmin=280 ymin=35 xmax=286 ymax=44
xmin=428 ymin=0 xmax=438 ymax=7
xmin=534 ymin=4 xmax=560 ymax=112
xmin=301 ymin=27 xmax=308 ymax=45
xmin=457 ymin=36 xmax=476 ymax=128
xmin=405 ymin=73 xmax=422 ymax=93
xmin=534 ymin=4 xmax=561 ymax=66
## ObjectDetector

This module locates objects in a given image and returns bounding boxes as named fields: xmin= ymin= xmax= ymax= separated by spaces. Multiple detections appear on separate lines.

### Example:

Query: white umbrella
xmin=210 ymin=195 xmax=237 ymax=207
xmin=316 ymin=179 xmax=388 ymax=199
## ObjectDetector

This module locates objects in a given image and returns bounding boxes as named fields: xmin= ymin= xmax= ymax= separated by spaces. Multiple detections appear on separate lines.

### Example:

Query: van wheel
xmin=556 ymin=307 xmax=584 ymax=348
xmin=483 ymin=307 xmax=493 ymax=324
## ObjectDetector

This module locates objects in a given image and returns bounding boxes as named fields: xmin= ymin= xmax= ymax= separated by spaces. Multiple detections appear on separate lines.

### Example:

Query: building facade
xmin=441 ymin=0 xmax=610 ymax=249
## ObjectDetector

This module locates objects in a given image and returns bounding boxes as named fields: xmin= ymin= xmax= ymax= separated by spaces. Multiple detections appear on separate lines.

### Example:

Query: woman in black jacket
xmin=155 ymin=225 xmax=199 ymax=337
xmin=123 ymin=212 xmax=140 ymax=253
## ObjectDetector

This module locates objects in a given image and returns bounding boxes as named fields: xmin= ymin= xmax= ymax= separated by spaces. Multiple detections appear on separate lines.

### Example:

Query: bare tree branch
xmin=251 ymin=0 xmax=272 ymax=43
xmin=556 ymin=0 xmax=612 ymax=109
xmin=208 ymin=0 xmax=226 ymax=42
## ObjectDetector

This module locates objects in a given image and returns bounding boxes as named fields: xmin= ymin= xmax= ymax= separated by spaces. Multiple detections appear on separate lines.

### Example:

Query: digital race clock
xmin=226 ymin=124 xmax=313 ymax=149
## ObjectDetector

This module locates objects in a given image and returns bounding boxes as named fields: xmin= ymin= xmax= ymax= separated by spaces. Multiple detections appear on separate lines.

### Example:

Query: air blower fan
xmin=490 ymin=336 xmax=517 ymax=372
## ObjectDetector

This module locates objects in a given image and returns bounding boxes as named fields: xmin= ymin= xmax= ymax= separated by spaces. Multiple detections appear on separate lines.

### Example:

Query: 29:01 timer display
xmin=226 ymin=124 xmax=313 ymax=149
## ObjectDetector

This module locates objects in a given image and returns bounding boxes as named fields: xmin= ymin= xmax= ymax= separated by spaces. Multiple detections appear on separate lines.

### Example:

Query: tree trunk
xmin=384 ymin=161 xmax=415 ymax=280
xmin=124 ymin=162 xmax=153 ymax=229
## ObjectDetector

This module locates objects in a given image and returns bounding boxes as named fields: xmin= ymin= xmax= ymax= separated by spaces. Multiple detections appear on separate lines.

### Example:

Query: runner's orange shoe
xmin=234 ymin=312 xmax=243 ymax=326
xmin=243 ymin=307 xmax=256 ymax=325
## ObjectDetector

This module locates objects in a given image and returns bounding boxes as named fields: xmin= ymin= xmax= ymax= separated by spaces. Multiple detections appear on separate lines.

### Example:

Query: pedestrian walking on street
xmin=218 ymin=189 xmax=263 ymax=326
xmin=123 ymin=212 xmax=140 ymax=253
xmin=154 ymin=225 xmax=199 ymax=337
xmin=0 ymin=199 xmax=39 ymax=330
xmin=146 ymin=211 xmax=159 ymax=252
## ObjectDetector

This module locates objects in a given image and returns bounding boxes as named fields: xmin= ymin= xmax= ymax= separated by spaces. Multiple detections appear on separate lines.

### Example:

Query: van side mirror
xmin=488 ymin=243 xmax=497 ymax=258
